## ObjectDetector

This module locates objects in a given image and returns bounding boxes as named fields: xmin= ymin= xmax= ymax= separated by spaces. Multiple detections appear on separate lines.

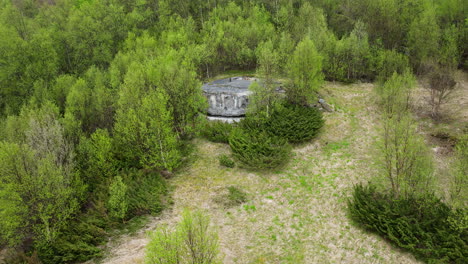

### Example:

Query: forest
xmin=0 ymin=0 xmax=466 ymax=263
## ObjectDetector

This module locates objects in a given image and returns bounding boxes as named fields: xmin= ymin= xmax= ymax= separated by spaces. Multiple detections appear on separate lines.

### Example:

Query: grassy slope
xmin=95 ymin=81 xmax=426 ymax=264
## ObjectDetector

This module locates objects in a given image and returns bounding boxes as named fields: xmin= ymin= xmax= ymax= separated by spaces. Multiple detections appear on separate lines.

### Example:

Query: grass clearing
xmin=93 ymin=82 xmax=431 ymax=264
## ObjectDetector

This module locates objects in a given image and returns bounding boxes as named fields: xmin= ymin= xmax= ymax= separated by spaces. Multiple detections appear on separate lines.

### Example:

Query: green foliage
xmin=324 ymin=21 xmax=372 ymax=82
xmin=226 ymin=186 xmax=248 ymax=206
xmin=145 ymin=210 xmax=220 ymax=264
xmin=37 ymin=206 xmax=108 ymax=263
xmin=121 ymin=169 xmax=169 ymax=217
xmin=407 ymin=7 xmax=441 ymax=69
xmin=214 ymin=186 xmax=248 ymax=208
xmin=0 ymin=0 xmax=466 ymax=261
xmin=376 ymin=71 xmax=415 ymax=115
xmin=77 ymin=128 xmax=116 ymax=190
xmin=276 ymin=32 xmax=296 ymax=74
xmin=38 ymin=168 xmax=168 ymax=263
xmin=64 ymin=0 xmax=128 ymax=73
xmin=377 ymin=72 xmax=434 ymax=198
xmin=267 ymin=103 xmax=324 ymax=143
xmin=291 ymin=3 xmax=329 ymax=45
xmin=114 ymin=88 xmax=181 ymax=171
xmin=286 ymin=38 xmax=324 ymax=105
xmin=248 ymin=40 xmax=280 ymax=116
xmin=51 ymin=75 xmax=77 ymax=114
xmin=218 ymin=154 xmax=235 ymax=168
xmin=237 ymin=113 xmax=269 ymax=134
xmin=0 ymin=23 xmax=30 ymax=115
xmin=349 ymin=184 xmax=468 ymax=263
xmin=108 ymin=176 xmax=128 ymax=221
xmin=147 ymin=50 xmax=206 ymax=136
xmin=145 ymin=224 xmax=182 ymax=264
xmin=200 ymin=120 xmax=233 ymax=144
xmin=451 ymin=134 xmax=468 ymax=207
xmin=374 ymin=49 xmax=411 ymax=82
xmin=202 ymin=2 xmax=275 ymax=72
xmin=381 ymin=114 xmax=435 ymax=198
xmin=229 ymin=126 xmax=291 ymax=169
xmin=64 ymin=67 xmax=115 ymax=135
xmin=0 ymin=103 xmax=84 ymax=248
xmin=439 ymin=25 xmax=460 ymax=69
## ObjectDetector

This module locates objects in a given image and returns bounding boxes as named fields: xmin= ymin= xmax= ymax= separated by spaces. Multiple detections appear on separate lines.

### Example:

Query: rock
xmin=160 ymin=169 xmax=173 ymax=179
xmin=318 ymin=98 xmax=333 ymax=112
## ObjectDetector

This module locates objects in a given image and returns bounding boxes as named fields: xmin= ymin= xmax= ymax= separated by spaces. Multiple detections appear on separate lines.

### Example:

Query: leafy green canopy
xmin=0 ymin=103 xmax=84 ymax=248
xmin=286 ymin=38 xmax=324 ymax=105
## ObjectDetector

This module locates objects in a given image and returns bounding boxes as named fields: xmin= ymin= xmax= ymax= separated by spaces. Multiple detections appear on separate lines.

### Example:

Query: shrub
xmin=145 ymin=210 xmax=220 ymax=264
xmin=122 ymin=169 xmax=169 ymax=217
xmin=218 ymin=154 xmax=235 ymax=168
xmin=213 ymin=186 xmax=248 ymax=208
xmin=451 ymin=134 xmax=468 ymax=207
xmin=374 ymin=49 xmax=410 ymax=82
xmin=200 ymin=121 xmax=233 ymax=143
xmin=229 ymin=127 xmax=291 ymax=169
xmin=267 ymin=103 xmax=324 ymax=143
xmin=426 ymin=65 xmax=457 ymax=118
xmin=349 ymin=184 xmax=468 ymax=263
xmin=237 ymin=115 xmax=268 ymax=134
xmin=36 ymin=169 xmax=169 ymax=263
xmin=36 ymin=203 xmax=109 ymax=263
xmin=108 ymin=176 xmax=128 ymax=221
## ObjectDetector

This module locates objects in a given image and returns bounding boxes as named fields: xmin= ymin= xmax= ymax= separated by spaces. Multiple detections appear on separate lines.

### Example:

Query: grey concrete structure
xmin=201 ymin=77 xmax=255 ymax=117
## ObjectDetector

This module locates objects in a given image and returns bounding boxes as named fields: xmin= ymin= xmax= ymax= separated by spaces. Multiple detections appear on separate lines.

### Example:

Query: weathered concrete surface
xmin=202 ymin=77 xmax=255 ymax=117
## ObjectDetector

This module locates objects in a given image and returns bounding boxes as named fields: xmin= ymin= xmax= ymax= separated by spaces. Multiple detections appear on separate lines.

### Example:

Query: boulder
xmin=318 ymin=98 xmax=333 ymax=112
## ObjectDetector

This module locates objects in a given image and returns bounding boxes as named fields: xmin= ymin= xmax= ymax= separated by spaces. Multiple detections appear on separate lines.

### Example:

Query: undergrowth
xmin=349 ymin=184 xmax=468 ymax=263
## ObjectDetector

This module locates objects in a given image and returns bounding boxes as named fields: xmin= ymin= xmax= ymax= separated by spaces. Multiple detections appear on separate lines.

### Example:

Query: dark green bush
xmin=229 ymin=127 xmax=291 ymax=169
xmin=37 ymin=202 xmax=109 ymax=263
xmin=36 ymin=169 xmax=169 ymax=263
xmin=200 ymin=120 xmax=233 ymax=143
xmin=219 ymin=154 xmax=235 ymax=168
xmin=349 ymin=184 xmax=468 ymax=263
xmin=267 ymin=103 xmax=324 ymax=143
xmin=121 ymin=169 xmax=169 ymax=216
xmin=238 ymin=115 xmax=269 ymax=134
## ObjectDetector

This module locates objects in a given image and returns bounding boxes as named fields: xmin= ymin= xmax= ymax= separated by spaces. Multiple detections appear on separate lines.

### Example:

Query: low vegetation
xmin=201 ymin=121 xmax=233 ymax=144
xmin=229 ymin=127 xmax=291 ymax=169
xmin=349 ymin=184 xmax=467 ymax=263
xmin=145 ymin=210 xmax=220 ymax=264
xmin=218 ymin=154 xmax=235 ymax=168
xmin=267 ymin=103 xmax=324 ymax=143
xmin=213 ymin=186 xmax=248 ymax=208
